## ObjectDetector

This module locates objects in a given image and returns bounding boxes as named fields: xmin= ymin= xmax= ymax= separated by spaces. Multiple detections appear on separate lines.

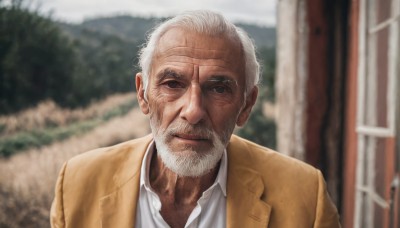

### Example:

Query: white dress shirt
xmin=135 ymin=141 xmax=227 ymax=228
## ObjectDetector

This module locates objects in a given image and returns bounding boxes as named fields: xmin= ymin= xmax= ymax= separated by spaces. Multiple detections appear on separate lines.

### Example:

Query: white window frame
xmin=354 ymin=0 xmax=400 ymax=227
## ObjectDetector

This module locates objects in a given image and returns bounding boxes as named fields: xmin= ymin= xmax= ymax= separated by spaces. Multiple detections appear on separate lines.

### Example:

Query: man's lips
xmin=173 ymin=133 xmax=209 ymax=141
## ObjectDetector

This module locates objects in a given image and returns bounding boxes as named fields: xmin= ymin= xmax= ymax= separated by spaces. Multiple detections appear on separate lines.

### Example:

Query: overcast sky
xmin=33 ymin=0 xmax=276 ymax=26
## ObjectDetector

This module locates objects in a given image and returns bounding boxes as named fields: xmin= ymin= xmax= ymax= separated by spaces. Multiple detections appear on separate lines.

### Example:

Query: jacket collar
xmin=98 ymin=134 xmax=271 ymax=227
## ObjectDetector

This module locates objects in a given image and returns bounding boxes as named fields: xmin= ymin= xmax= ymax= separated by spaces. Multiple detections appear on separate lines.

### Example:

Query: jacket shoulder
xmin=68 ymin=134 xmax=151 ymax=171
xmin=63 ymin=134 xmax=152 ymax=195
xmin=228 ymin=134 xmax=317 ymax=177
xmin=228 ymin=135 xmax=321 ymax=208
xmin=228 ymin=135 xmax=340 ymax=227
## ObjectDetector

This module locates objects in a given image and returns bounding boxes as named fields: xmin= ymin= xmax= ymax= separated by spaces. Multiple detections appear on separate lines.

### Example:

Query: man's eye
xmin=165 ymin=81 xmax=181 ymax=88
xmin=212 ymin=86 xmax=228 ymax=94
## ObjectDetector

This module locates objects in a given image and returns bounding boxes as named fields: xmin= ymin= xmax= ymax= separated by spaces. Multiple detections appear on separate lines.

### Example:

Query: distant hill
xmin=235 ymin=23 xmax=276 ymax=48
xmin=58 ymin=15 xmax=275 ymax=49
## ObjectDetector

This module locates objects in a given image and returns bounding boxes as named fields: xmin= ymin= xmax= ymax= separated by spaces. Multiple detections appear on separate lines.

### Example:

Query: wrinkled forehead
xmin=152 ymin=28 xmax=245 ymax=75
xmin=154 ymin=27 xmax=245 ymax=67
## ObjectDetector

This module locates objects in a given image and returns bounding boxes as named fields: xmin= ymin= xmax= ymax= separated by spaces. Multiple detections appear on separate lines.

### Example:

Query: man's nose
xmin=180 ymin=84 xmax=206 ymax=124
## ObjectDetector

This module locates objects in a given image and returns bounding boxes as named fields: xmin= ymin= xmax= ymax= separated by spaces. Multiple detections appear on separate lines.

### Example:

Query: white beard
xmin=150 ymin=119 xmax=234 ymax=177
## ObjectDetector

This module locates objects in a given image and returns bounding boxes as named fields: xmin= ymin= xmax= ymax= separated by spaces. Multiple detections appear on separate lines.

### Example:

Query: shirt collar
xmin=139 ymin=140 xmax=228 ymax=196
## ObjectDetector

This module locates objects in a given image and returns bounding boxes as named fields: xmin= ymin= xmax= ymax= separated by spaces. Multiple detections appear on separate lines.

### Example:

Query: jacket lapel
xmin=99 ymin=174 xmax=140 ymax=228
xmin=226 ymin=136 xmax=272 ymax=228
xmin=226 ymin=167 xmax=272 ymax=227
xmin=99 ymin=134 xmax=153 ymax=228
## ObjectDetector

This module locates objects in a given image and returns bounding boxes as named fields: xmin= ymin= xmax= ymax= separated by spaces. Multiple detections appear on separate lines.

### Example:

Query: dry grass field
xmin=0 ymin=93 xmax=135 ymax=136
xmin=0 ymin=94 xmax=150 ymax=228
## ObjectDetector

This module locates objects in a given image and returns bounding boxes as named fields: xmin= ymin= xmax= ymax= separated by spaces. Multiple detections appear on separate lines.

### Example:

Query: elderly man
xmin=51 ymin=10 xmax=340 ymax=228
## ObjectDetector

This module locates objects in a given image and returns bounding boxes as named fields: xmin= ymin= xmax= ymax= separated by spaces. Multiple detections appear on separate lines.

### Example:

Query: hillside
xmin=59 ymin=15 xmax=276 ymax=48
xmin=236 ymin=23 xmax=276 ymax=48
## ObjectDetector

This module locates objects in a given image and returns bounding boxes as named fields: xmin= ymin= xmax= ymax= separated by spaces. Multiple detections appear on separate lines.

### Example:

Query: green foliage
xmin=64 ymin=30 xmax=140 ymax=108
xmin=0 ymin=119 xmax=101 ymax=157
xmin=258 ymin=47 xmax=276 ymax=103
xmin=0 ymin=124 xmax=5 ymax=134
xmin=55 ymin=17 xmax=149 ymax=109
xmin=0 ymin=1 xmax=76 ymax=113
xmin=0 ymin=2 xmax=141 ymax=113
xmin=237 ymin=101 xmax=276 ymax=149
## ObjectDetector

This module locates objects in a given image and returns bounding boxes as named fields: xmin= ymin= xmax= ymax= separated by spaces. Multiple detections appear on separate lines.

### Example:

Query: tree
xmin=0 ymin=0 xmax=76 ymax=114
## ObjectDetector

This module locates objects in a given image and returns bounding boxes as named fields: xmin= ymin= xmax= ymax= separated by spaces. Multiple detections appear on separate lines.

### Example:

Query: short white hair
xmin=138 ymin=10 xmax=260 ymax=94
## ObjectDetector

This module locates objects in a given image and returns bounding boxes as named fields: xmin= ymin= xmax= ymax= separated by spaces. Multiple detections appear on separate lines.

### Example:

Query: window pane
xmin=374 ymin=201 xmax=388 ymax=227
xmin=375 ymin=26 xmax=389 ymax=128
xmin=375 ymin=0 xmax=392 ymax=25
xmin=365 ymin=27 xmax=389 ymax=128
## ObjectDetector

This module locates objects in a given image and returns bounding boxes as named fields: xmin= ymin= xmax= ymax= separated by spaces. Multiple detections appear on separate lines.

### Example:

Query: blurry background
xmin=0 ymin=0 xmax=277 ymax=227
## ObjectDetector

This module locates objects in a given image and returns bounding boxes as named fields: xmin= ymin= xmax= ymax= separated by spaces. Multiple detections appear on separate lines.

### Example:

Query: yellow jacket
xmin=51 ymin=134 xmax=340 ymax=228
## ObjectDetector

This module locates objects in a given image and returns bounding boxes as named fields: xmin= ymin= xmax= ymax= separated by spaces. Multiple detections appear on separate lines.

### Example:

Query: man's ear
xmin=136 ymin=73 xmax=149 ymax=115
xmin=236 ymin=86 xmax=258 ymax=126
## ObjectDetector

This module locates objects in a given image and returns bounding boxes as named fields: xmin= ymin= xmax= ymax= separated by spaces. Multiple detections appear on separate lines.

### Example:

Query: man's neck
xmin=149 ymin=150 xmax=220 ymax=205
xmin=149 ymin=150 xmax=220 ymax=228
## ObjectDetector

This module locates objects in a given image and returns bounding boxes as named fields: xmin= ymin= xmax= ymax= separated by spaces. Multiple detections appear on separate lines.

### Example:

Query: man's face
xmin=136 ymin=28 xmax=257 ymax=176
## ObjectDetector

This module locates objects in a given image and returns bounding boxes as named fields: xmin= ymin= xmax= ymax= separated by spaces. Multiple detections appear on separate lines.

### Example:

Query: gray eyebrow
xmin=207 ymin=76 xmax=238 ymax=86
xmin=157 ymin=68 xmax=184 ymax=81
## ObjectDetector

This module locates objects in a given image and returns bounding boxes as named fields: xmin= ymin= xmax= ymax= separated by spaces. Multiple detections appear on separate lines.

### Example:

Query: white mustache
xmin=165 ymin=122 xmax=214 ymax=140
